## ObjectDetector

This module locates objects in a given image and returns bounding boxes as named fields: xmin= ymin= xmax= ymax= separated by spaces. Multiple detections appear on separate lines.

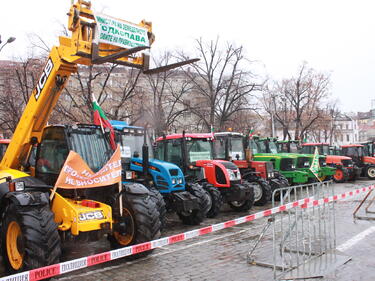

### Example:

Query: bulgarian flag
xmin=92 ymin=94 xmax=116 ymax=150
xmin=249 ymin=128 xmax=255 ymax=138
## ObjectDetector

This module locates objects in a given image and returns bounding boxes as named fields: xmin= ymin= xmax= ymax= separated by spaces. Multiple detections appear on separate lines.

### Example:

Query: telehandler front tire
xmin=108 ymin=192 xmax=161 ymax=259
xmin=1 ymin=202 xmax=61 ymax=273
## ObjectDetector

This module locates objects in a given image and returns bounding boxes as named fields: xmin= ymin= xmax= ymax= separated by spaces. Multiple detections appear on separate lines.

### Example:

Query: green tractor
xmin=277 ymin=140 xmax=336 ymax=181
xmin=249 ymin=136 xmax=309 ymax=185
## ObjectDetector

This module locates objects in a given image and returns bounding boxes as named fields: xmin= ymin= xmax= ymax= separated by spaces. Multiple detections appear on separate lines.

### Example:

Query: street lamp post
xmin=0 ymin=36 xmax=16 ymax=53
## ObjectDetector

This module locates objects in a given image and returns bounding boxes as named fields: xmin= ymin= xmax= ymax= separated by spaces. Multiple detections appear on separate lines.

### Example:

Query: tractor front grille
xmin=156 ymin=175 xmax=168 ymax=189
xmin=266 ymin=161 xmax=274 ymax=173
xmin=169 ymin=169 xmax=179 ymax=176
xmin=342 ymin=159 xmax=353 ymax=167
xmin=297 ymin=157 xmax=310 ymax=168
xmin=280 ymin=158 xmax=294 ymax=171
xmin=319 ymin=158 xmax=327 ymax=167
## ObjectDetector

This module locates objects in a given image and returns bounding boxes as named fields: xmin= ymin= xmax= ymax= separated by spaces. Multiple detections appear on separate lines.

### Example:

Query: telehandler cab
xmin=155 ymin=132 xmax=255 ymax=218
xmin=0 ymin=0 xmax=196 ymax=273
xmin=110 ymin=120 xmax=210 ymax=226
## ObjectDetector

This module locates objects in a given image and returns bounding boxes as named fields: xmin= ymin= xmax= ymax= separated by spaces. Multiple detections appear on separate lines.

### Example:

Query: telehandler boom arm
xmin=0 ymin=0 xmax=195 ymax=171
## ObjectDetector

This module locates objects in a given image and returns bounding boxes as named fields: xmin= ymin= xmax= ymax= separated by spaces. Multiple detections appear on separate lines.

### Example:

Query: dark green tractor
xmin=277 ymin=140 xmax=336 ymax=181
xmin=249 ymin=137 xmax=309 ymax=185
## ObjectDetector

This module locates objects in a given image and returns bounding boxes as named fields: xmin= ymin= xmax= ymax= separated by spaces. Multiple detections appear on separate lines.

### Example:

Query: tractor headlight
xmin=226 ymin=169 xmax=236 ymax=181
xmin=172 ymin=178 xmax=177 ymax=184
xmin=226 ymin=169 xmax=241 ymax=181
xmin=125 ymin=171 xmax=133 ymax=180
xmin=15 ymin=182 xmax=25 ymax=191
xmin=291 ymin=164 xmax=296 ymax=169
xmin=304 ymin=161 xmax=310 ymax=167
xmin=178 ymin=178 xmax=183 ymax=184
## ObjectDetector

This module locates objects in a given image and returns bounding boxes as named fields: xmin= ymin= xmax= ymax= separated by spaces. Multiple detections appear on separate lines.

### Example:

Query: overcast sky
xmin=1 ymin=0 xmax=374 ymax=113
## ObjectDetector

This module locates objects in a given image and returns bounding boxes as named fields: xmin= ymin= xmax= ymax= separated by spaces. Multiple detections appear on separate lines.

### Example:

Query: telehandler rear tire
xmin=1 ymin=202 xmax=61 ymax=273
xmin=108 ymin=192 xmax=161 ymax=258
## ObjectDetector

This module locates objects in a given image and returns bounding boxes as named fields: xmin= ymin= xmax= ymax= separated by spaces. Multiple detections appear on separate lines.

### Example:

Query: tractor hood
xmin=363 ymin=156 xmax=375 ymax=165
xmin=131 ymin=157 xmax=185 ymax=178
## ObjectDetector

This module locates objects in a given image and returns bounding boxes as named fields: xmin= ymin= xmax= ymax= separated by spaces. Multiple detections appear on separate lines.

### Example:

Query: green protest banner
xmin=310 ymin=147 xmax=321 ymax=181
xmin=94 ymin=13 xmax=150 ymax=49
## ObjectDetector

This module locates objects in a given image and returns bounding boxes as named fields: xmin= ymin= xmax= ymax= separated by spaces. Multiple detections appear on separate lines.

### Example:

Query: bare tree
xmin=178 ymin=37 xmax=260 ymax=131
xmin=262 ymin=62 xmax=331 ymax=140
xmin=140 ymin=52 xmax=193 ymax=135
xmin=307 ymin=101 xmax=341 ymax=144
xmin=0 ymin=57 xmax=44 ymax=136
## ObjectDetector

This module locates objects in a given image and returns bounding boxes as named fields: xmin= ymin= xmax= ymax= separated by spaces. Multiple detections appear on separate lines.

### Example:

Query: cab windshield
xmin=249 ymin=140 xmax=259 ymax=154
xmin=187 ymin=139 xmax=212 ymax=162
xmin=119 ymin=131 xmax=154 ymax=159
xmin=301 ymin=146 xmax=313 ymax=154
xmin=344 ymin=146 xmax=363 ymax=157
xmin=257 ymin=141 xmax=267 ymax=153
xmin=289 ymin=142 xmax=299 ymax=153
xmin=321 ymin=145 xmax=329 ymax=155
xmin=230 ymin=137 xmax=245 ymax=160
xmin=268 ymin=140 xmax=278 ymax=153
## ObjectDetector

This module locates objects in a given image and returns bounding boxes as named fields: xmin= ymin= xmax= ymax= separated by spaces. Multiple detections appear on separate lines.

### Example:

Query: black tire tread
xmin=228 ymin=182 xmax=255 ymax=211
xmin=205 ymin=185 xmax=223 ymax=218
xmin=149 ymin=188 xmax=167 ymax=231
xmin=253 ymin=178 xmax=272 ymax=206
xmin=177 ymin=183 xmax=210 ymax=225
xmin=108 ymin=193 xmax=161 ymax=258
xmin=1 ymin=202 xmax=61 ymax=273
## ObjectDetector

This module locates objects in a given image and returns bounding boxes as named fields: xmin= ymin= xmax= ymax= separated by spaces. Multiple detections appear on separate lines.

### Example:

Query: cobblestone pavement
xmin=2 ymin=180 xmax=375 ymax=280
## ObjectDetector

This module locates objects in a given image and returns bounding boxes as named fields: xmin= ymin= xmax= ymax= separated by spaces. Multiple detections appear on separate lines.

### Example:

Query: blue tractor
xmin=110 ymin=120 xmax=210 ymax=227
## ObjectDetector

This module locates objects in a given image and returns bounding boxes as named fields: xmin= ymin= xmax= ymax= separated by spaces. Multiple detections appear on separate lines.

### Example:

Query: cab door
xmin=35 ymin=127 xmax=69 ymax=186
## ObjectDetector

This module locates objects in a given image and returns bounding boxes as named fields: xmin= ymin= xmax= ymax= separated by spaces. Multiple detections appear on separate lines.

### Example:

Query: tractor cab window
xmin=0 ymin=142 xmax=9 ymax=161
xmin=230 ymin=137 xmax=244 ymax=160
xmin=363 ymin=145 xmax=369 ymax=156
xmin=257 ymin=141 xmax=267 ymax=153
xmin=119 ymin=129 xmax=153 ymax=159
xmin=278 ymin=143 xmax=287 ymax=153
xmin=155 ymin=141 xmax=165 ymax=161
xmin=186 ymin=138 xmax=212 ymax=162
xmin=268 ymin=140 xmax=278 ymax=153
xmin=36 ymin=127 xmax=69 ymax=175
xmin=344 ymin=147 xmax=362 ymax=157
xmin=213 ymin=137 xmax=226 ymax=159
xmin=165 ymin=139 xmax=183 ymax=167
xmin=301 ymin=146 xmax=313 ymax=154
xmin=289 ymin=142 xmax=299 ymax=153
xmin=69 ymin=127 xmax=112 ymax=173
xmin=322 ymin=145 xmax=330 ymax=155
xmin=249 ymin=140 xmax=259 ymax=154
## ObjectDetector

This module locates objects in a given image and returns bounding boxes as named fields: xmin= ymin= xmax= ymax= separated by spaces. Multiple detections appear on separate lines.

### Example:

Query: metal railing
xmin=248 ymin=181 xmax=338 ymax=280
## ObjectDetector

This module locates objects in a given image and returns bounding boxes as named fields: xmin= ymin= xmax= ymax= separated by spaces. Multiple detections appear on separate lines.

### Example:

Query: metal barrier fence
xmin=248 ymin=181 xmax=349 ymax=280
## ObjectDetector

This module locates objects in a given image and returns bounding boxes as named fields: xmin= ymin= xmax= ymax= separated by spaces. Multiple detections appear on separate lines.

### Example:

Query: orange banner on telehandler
xmin=54 ymin=145 xmax=121 ymax=189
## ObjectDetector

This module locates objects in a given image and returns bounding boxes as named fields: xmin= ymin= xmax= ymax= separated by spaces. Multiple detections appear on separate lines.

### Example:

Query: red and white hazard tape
xmin=2 ymin=184 xmax=374 ymax=281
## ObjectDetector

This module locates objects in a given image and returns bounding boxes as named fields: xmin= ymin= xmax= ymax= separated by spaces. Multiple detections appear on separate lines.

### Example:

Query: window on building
xmin=346 ymin=134 xmax=350 ymax=142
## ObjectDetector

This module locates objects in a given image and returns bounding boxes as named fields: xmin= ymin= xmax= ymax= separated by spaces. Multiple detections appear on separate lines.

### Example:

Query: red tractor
xmin=301 ymin=142 xmax=361 ymax=182
xmin=341 ymin=144 xmax=375 ymax=180
xmin=213 ymin=132 xmax=289 ymax=206
xmin=155 ymin=132 xmax=255 ymax=218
